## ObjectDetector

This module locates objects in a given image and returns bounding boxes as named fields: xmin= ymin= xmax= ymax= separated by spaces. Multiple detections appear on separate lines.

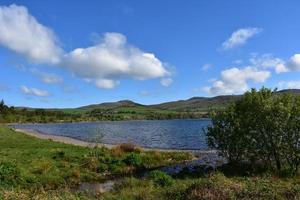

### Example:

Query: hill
xmin=150 ymin=95 xmax=241 ymax=112
xmin=7 ymin=89 xmax=300 ymax=122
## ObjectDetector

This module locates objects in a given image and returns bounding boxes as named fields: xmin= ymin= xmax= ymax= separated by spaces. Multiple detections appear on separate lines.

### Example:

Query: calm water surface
xmin=11 ymin=119 xmax=211 ymax=150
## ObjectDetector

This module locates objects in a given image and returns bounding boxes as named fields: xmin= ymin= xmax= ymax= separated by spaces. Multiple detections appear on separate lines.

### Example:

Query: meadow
xmin=1 ymin=126 xmax=300 ymax=200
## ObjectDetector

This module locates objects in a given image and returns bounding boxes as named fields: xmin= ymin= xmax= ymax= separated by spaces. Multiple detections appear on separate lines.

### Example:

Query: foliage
xmin=206 ymin=88 xmax=300 ymax=172
xmin=1 ymin=126 xmax=300 ymax=199
xmin=0 ymin=161 xmax=22 ymax=186
xmin=123 ymin=153 xmax=142 ymax=167
xmin=0 ymin=99 xmax=204 ymax=123
xmin=103 ymin=173 xmax=300 ymax=200
xmin=148 ymin=170 xmax=174 ymax=187
xmin=0 ymin=126 xmax=190 ymax=192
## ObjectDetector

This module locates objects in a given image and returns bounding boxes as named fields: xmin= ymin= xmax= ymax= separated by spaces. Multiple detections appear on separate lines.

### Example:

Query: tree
xmin=0 ymin=100 xmax=5 ymax=112
xmin=206 ymin=88 xmax=300 ymax=172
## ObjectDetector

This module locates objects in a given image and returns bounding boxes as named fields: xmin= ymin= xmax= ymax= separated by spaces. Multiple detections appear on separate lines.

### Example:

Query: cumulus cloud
xmin=278 ymin=81 xmax=300 ymax=90
xmin=250 ymin=54 xmax=300 ymax=73
xmin=160 ymin=78 xmax=173 ymax=87
xmin=20 ymin=86 xmax=51 ymax=97
xmin=204 ymin=67 xmax=270 ymax=95
xmin=222 ymin=28 xmax=262 ymax=50
xmin=30 ymin=68 xmax=63 ymax=84
xmin=0 ymin=5 xmax=172 ymax=89
xmin=283 ymin=54 xmax=300 ymax=72
xmin=249 ymin=54 xmax=286 ymax=73
xmin=0 ymin=4 xmax=62 ymax=64
xmin=62 ymin=33 xmax=169 ymax=88
xmin=95 ymin=79 xmax=119 ymax=89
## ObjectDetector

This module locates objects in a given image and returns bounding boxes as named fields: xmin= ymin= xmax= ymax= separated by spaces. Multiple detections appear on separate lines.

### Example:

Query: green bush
xmin=0 ymin=161 xmax=22 ymax=186
xmin=148 ymin=170 xmax=174 ymax=187
xmin=206 ymin=88 xmax=300 ymax=173
xmin=123 ymin=153 xmax=142 ymax=167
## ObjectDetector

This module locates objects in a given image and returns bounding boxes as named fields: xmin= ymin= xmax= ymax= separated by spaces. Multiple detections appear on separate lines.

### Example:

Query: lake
xmin=11 ymin=119 xmax=211 ymax=150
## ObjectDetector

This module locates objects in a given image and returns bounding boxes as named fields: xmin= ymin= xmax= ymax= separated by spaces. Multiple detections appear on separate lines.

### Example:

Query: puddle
xmin=78 ymin=180 xmax=115 ymax=194
xmin=77 ymin=152 xmax=226 ymax=194
xmin=159 ymin=153 xmax=226 ymax=175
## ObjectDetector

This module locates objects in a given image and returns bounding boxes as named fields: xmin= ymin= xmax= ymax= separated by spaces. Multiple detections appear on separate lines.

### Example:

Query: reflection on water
xmin=11 ymin=119 xmax=211 ymax=150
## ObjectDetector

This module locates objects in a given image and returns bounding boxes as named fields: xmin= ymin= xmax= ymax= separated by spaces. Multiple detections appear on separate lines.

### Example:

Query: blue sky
xmin=1 ymin=0 xmax=300 ymax=108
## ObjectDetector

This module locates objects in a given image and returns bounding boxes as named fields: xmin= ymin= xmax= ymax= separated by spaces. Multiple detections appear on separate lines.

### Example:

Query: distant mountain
xmin=150 ymin=95 xmax=241 ymax=112
xmin=151 ymin=89 xmax=300 ymax=112
xmin=16 ymin=89 xmax=300 ymax=114
xmin=78 ymin=100 xmax=143 ymax=111
xmin=275 ymin=89 xmax=300 ymax=95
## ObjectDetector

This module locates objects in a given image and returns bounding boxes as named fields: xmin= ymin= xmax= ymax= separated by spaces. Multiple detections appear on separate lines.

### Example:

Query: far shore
xmin=2 ymin=118 xmax=211 ymax=125
xmin=13 ymin=128 xmax=217 ymax=155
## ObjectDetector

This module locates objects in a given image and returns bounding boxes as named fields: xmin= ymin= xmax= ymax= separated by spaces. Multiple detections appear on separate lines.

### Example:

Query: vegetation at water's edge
xmin=206 ymin=88 xmax=300 ymax=174
xmin=1 ymin=123 xmax=300 ymax=199
xmin=0 ymin=126 xmax=192 ymax=199
xmin=2 ymin=88 xmax=300 ymax=199
xmin=0 ymin=100 xmax=206 ymax=123
xmin=1 ymin=89 xmax=299 ymax=123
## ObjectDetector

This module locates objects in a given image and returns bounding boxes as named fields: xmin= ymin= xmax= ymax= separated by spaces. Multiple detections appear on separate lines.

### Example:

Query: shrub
xmin=206 ymin=88 xmax=300 ymax=173
xmin=123 ymin=153 xmax=142 ymax=167
xmin=0 ymin=161 xmax=22 ymax=186
xmin=148 ymin=170 xmax=174 ymax=187
xmin=112 ymin=143 xmax=141 ymax=156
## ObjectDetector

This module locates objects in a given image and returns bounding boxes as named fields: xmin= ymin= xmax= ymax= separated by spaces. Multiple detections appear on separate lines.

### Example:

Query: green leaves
xmin=206 ymin=88 xmax=300 ymax=173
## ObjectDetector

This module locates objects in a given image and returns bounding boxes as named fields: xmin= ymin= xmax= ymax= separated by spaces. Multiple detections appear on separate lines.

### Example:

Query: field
xmin=1 ymin=126 xmax=300 ymax=199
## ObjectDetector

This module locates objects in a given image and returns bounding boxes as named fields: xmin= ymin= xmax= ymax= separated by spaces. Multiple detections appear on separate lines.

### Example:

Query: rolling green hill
xmin=6 ymin=89 xmax=300 ymax=122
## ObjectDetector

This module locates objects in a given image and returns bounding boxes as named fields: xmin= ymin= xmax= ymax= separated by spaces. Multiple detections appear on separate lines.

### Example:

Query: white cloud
xmin=249 ymin=54 xmax=286 ymax=73
xmin=62 ymin=33 xmax=170 ymax=89
xmin=283 ymin=54 xmax=300 ymax=72
xmin=250 ymin=53 xmax=300 ymax=73
xmin=0 ymin=4 xmax=62 ymax=64
xmin=0 ymin=5 xmax=172 ymax=89
xmin=222 ymin=28 xmax=262 ymax=50
xmin=278 ymin=81 xmax=300 ymax=90
xmin=201 ymin=63 xmax=212 ymax=71
xmin=30 ymin=68 xmax=63 ymax=84
xmin=95 ymin=79 xmax=119 ymax=89
xmin=20 ymin=86 xmax=51 ymax=97
xmin=160 ymin=78 xmax=173 ymax=87
xmin=204 ymin=67 xmax=270 ymax=95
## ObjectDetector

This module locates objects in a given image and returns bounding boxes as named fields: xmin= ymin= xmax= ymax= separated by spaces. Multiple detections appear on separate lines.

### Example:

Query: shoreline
xmin=13 ymin=128 xmax=217 ymax=154
xmin=3 ymin=118 xmax=211 ymax=125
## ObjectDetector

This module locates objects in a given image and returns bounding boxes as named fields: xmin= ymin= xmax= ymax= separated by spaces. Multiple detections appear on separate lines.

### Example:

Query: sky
xmin=1 ymin=0 xmax=300 ymax=108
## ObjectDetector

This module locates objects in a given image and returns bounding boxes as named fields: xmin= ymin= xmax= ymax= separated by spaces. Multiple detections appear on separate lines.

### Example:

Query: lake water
xmin=11 ymin=119 xmax=211 ymax=150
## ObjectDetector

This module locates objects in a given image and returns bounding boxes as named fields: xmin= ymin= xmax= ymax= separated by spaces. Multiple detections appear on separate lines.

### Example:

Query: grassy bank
xmin=1 ymin=126 xmax=300 ymax=199
xmin=0 ymin=126 xmax=191 ymax=199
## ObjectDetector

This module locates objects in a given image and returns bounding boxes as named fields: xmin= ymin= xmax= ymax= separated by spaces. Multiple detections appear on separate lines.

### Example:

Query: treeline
xmin=0 ymin=100 xmax=82 ymax=123
xmin=88 ymin=108 xmax=205 ymax=120
xmin=0 ymin=100 xmax=206 ymax=123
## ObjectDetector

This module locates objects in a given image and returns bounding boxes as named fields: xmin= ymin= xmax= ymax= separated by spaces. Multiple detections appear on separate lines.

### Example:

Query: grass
xmin=102 ymin=173 xmax=300 ymax=200
xmin=0 ymin=126 xmax=192 ymax=199
xmin=1 ymin=126 xmax=300 ymax=199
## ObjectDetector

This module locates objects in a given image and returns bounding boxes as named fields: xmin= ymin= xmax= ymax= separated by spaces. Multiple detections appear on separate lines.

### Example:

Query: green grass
xmin=101 ymin=172 xmax=300 ymax=200
xmin=0 ymin=126 xmax=192 ymax=199
xmin=1 ymin=126 xmax=300 ymax=199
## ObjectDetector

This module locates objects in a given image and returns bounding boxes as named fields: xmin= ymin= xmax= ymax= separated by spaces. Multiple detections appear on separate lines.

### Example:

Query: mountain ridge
xmin=14 ymin=89 xmax=300 ymax=112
